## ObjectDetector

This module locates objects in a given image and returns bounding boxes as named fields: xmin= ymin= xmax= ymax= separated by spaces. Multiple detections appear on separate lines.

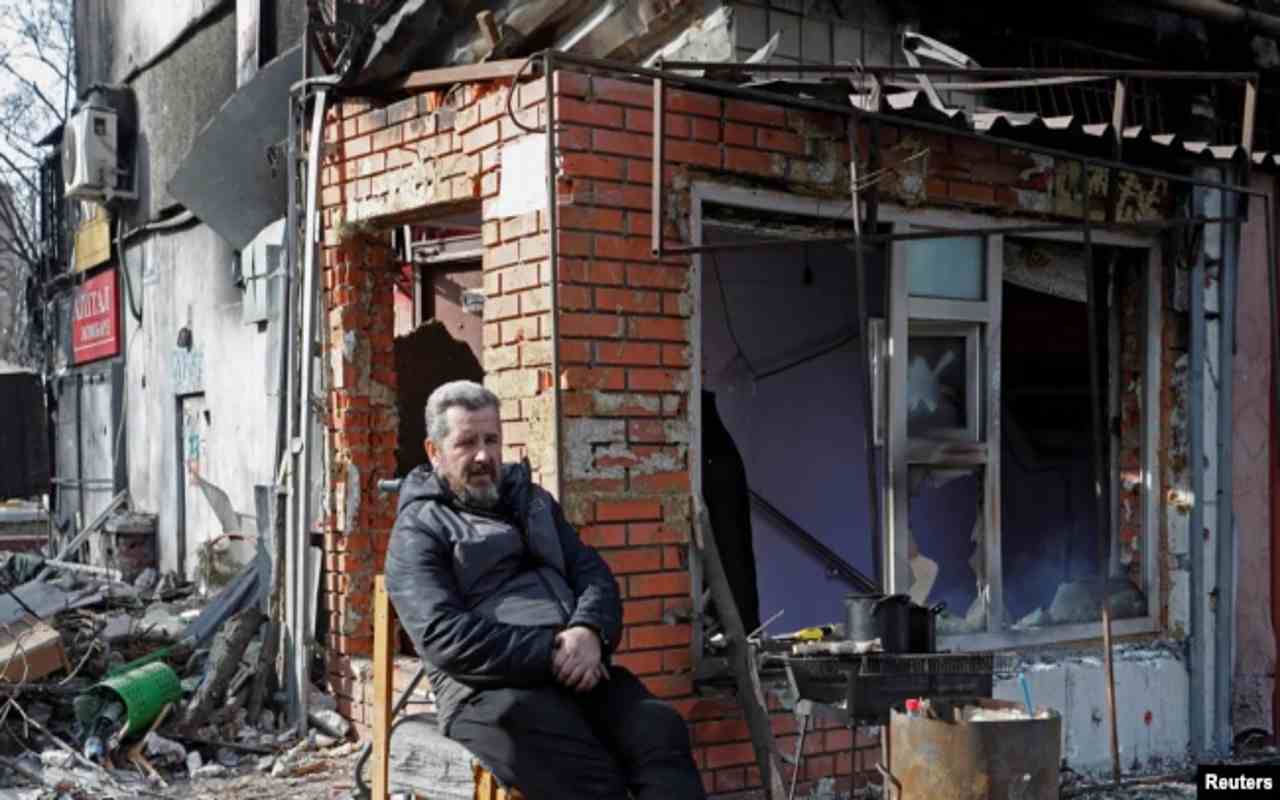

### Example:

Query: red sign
xmin=72 ymin=267 xmax=120 ymax=364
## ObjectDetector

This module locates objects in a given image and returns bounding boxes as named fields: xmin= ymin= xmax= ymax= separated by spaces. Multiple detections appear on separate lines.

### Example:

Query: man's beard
xmin=458 ymin=480 xmax=500 ymax=509
xmin=444 ymin=464 xmax=501 ymax=509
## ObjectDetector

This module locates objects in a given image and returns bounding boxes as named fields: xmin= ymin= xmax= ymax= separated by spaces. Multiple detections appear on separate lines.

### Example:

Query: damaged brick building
xmin=301 ymin=3 xmax=1279 ymax=795
xmin=48 ymin=1 xmax=1280 ymax=797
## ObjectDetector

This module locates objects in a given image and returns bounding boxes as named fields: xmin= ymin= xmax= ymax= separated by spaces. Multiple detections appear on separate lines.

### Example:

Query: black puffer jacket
xmin=384 ymin=461 xmax=623 ymax=733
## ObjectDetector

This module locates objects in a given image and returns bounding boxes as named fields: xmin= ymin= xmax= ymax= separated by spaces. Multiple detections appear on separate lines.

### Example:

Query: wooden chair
xmin=372 ymin=575 xmax=525 ymax=800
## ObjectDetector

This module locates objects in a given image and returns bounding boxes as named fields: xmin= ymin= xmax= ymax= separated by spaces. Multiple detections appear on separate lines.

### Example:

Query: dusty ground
xmin=149 ymin=741 xmax=366 ymax=800
xmin=0 ymin=737 xmax=369 ymax=800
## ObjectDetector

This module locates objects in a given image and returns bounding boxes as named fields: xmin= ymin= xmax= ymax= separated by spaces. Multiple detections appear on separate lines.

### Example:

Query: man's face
xmin=426 ymin=405 xmax=502 ymax=508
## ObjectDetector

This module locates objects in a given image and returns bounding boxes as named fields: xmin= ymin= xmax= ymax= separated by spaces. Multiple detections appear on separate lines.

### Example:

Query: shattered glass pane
xmin=907 ymin=334 xmax=968 ymax=438
xmin=1000 ymin=261 xmax=1148 ymax=631
xmin=908 ymin=466 xmax=985 ymax=634
xmin=905 ymin=236 xmax=984 ymax=300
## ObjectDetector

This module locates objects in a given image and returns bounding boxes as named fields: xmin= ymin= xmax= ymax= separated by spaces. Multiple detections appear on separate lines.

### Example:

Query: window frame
xmin=687 ymin=182 xmax=1163 ymax=656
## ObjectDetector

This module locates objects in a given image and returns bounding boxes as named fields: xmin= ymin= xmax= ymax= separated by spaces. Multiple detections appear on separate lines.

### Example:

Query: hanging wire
xmin=754 ymin=332 xmax=858 ymax=381
xmin=709 ymin=250 xmax=756 ymax=378
xmin=505 ymin=53 xmax=545 ymax=134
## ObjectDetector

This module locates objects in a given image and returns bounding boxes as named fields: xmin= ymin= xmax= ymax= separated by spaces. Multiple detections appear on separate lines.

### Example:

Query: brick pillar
xmin=323 ymin=230 xmax=400 ymax=723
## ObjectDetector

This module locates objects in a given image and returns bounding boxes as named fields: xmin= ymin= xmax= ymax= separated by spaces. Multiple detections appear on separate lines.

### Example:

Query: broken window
xmin=906 ymin=323 xmax=980 ymax=440
xmin=910 ymin=465 xmax=986 ymax=635
xmin=887 ymin=220 xmax=1160 ymax=645
xmin=1001 ymin=241 xmax=1151 ymax=631
xmin=697 ymin=220 xmax=884 ymax=632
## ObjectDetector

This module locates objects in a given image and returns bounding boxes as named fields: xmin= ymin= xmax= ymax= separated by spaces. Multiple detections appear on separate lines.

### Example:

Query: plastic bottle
xmin=904 ymin=698 xmax=921 ymax=718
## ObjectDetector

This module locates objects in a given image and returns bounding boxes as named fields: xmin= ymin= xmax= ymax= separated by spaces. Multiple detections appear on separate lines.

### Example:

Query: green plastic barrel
xmin=91 ymin=661 xmax=183 ymax=737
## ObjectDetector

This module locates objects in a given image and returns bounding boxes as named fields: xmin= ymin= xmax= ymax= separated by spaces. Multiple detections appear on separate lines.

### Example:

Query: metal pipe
xmin=292 ymin=86 xmax=329 ymax=729
xmin=1189 ymin=179 xmax=1208 ymax=758
xmin=748 ymin=490 xmax=878 ymax=593
xmin=275 ymin=68 xmax=300 ymax=736
xmin=651 ymin=69 xmax=665 ymax=260
xmin=1150 ymin=0 xmax=1280 ymax=37
xmin=1215 ymin=172 xmax=1240 ymax=755
xmin=544 ymin=52 xmax=564 ymax=499
xmin=1083 ymin=194 xmax=1121 ymax=785
xmin=75 ymin=373 xmax=84 ymax=537
xmin=289 ymin=75 xmax=342 ymax=94
xmin=281 ymin=93 xmax=302 ymax=728
xmin=49 ymin=477 xmax=116 ymax=487
xmin=653 ymin=216 xmax=1246 ymax=258
xmin=847 ymin=117 xmax=884 ymax=592
xmin=655 ymin=60 xmax=1258 ymax=81
xmin=46 ymin=559 xmax=123 ymax=581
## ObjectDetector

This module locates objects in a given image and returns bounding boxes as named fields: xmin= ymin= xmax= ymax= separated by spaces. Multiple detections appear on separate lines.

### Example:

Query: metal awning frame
xmin=520 ymin=52 xmax=1270 ymax=771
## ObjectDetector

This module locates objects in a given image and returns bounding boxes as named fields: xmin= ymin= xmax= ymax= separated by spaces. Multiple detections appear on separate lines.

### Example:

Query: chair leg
xmin=372 ymin=575 xmax=398 ymax=800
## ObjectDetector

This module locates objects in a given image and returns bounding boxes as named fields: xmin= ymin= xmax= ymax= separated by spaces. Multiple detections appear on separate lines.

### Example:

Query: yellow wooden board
xmin=74 ymin=203 xmax=111 ymax=273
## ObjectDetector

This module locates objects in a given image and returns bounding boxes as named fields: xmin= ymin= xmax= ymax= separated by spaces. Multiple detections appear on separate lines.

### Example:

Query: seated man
xmin=385 ymin=380 xmax=706 ymax=800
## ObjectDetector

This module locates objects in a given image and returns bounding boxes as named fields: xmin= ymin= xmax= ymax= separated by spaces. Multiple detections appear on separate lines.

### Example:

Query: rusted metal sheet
xmin=886 ymin=699 xmax=1061 ymax=800
xmin=168 ymin=44 xmax=301 ymax=251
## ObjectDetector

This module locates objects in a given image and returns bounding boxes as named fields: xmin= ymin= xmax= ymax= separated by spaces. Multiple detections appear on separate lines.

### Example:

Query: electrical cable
xmin=505 ymin=53 xmax=545 ymax=134
xmin=753 ymin=332 xmax=857 ymax=381
xmin=115 ymin=216 xmax=142 ymax=323
xmin=708 ymin=250 xmax=755 ymax=378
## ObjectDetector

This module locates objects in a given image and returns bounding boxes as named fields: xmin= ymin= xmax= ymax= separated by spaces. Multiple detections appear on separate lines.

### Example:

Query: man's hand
xmin=552 ymin=626 xmax=607 ymax=692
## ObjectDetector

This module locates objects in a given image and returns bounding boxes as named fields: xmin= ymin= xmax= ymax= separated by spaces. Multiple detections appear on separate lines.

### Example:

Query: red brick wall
xmin=319 ymin=65 xmax=1178 ymax=796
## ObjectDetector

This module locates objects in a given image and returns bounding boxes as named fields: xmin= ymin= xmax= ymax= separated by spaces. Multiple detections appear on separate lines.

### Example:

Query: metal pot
xmin=844 ymin=593 xmax=913 ymax=652
xmin=908 ymin=602 xmax=946 ymax=653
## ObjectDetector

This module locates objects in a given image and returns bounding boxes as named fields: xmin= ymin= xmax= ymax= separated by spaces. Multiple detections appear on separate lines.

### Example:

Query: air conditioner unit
xmin=63 ymin=105 xmax=133 ymax=201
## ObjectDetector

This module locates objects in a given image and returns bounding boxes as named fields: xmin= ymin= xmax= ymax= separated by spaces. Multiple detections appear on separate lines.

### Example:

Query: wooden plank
xmin=386 ymin=60 xmax=530 ymax=94
xmin=476 ymin=763 xmax=495 ymax=799
xmin=386 ymin=712 xmax=476 ymax=799
xmin=696 ymin=509 xmax=787 ymax=800
xmin=372 ymin=575 xmax=397 ymax=800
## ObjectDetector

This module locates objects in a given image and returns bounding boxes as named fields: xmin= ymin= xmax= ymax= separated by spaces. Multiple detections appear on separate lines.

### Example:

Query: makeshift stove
xmin=771 ymin=651 xmax=1019 ymax=726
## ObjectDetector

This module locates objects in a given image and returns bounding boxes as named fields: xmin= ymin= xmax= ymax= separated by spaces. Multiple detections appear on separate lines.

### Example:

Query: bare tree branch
xmin=0 ymin=0 xmax=73 ymax=365
xmin=0 ymin=61 xmax=62 ymax=119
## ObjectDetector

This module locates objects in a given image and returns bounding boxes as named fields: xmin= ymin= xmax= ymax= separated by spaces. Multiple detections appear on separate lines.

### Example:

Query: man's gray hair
xmin=425 ymin=380 xmax=500 ymax=444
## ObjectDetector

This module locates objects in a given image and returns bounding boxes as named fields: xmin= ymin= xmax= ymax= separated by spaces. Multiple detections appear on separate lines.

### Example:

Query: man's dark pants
xmin=448 ymin=666 xmax=707 ymax=800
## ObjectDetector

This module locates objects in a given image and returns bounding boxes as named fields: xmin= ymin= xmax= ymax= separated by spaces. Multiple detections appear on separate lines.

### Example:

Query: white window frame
xmin=687 ymin=181 xmax=1163 ymax=654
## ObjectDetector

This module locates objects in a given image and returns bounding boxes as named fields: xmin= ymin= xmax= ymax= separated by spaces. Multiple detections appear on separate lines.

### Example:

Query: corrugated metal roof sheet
xmin=874 ymin=87 xmax=1279 ymax=169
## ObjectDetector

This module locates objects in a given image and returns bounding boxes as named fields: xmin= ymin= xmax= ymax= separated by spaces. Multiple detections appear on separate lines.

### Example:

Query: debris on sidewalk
xmin=0 ymin=532 xmax=357 ymax=799
xmin=0 ymin=614 xmax=67 ymax=683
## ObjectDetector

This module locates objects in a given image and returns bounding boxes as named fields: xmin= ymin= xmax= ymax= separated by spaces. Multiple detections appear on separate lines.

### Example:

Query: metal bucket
xmin=886 ymin=698 xmax=1061 ymax=800
xmin=81 ymin=661 xmax=182 ymax=738
xmin=845 ymin=594 xmax=912 ymax=652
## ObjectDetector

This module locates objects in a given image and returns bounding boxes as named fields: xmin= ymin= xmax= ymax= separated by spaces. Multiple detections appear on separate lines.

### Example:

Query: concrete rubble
xmin=0 ymin=548 xmax=361 ymax=799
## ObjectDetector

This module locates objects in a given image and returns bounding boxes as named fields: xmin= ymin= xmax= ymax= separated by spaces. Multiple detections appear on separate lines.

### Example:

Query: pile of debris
xmin=0 ymin=506 xmax=353 ymax=798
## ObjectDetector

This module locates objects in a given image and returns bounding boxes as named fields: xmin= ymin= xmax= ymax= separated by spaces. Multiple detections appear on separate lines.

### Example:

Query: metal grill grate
xmin=857 ymin=653 xmax=1018 ymax=676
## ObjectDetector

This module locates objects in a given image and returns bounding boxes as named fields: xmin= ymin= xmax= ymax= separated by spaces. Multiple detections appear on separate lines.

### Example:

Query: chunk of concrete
xmin=308 ymin=708 xmax=351 ymax=740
